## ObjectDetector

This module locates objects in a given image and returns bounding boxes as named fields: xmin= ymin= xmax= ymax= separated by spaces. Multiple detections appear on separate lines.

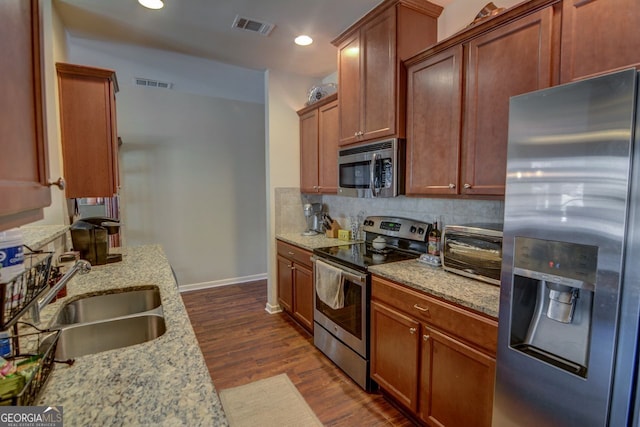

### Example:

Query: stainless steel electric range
xmin=312 ymin=216 xmax=431 ymax=390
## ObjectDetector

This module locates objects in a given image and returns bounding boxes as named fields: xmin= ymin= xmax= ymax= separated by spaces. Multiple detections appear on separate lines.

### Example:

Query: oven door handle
xmin=312 ymin=256 xmax=367 ymax=285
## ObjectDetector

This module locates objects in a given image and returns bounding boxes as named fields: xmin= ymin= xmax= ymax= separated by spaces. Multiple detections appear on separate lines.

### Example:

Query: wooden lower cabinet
xmin=291 ymin=262 xmax=313 ymax=331
xmin=371 ymin=275 xmax=497 ymax=426
xmin=371 ymin=301 xmax=420 ymax=411
xmin=420 ymin=326 xmax=496 ymax=426
xmin=276 ymin=240 xmax=314 ymax=333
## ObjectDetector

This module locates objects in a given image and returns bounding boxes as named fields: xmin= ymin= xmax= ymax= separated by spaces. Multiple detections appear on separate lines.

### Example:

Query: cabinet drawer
xmin=372 ymin=276 xmax=497 ymax=354
xmin=276 ymin=240 xmax=312 ymax=268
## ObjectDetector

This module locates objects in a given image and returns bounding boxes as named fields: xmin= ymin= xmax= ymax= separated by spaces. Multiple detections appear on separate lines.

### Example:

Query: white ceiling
xmin=54 ymin=0 xmax=451 ymax=78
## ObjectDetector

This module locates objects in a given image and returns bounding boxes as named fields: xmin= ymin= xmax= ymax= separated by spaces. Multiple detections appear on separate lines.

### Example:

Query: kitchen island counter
xmin=36 ymin=245 xmax=227 ymax=426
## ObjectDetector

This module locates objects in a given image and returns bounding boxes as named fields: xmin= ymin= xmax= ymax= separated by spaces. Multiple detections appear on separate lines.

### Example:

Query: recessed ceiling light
xmin=294 ymin=35 xmax=313 ymax=46
xmin=138 ymin=0 xmax=164 ymax=10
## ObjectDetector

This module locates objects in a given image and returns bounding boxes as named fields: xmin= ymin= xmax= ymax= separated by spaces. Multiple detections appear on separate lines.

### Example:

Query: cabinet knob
xmin=463 ymin=183 xmax=472 ymax=189
xmin=409 ymin=327 xmax=417 ymax=334
xmin=448 ymin=183 xmax=456 ymax=189
xmin=423 ymin=335 xmax=430 ymax=342
xmin=47 ymin=177 xmax=66 ymax=190
xmin=354 ymin=132 xmax=359 ymax=137
xmin=413 ymin=303 xmax=429 ymax=313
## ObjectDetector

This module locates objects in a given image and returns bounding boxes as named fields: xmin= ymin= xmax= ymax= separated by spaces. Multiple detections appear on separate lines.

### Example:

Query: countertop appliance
xmin=337 ymin=138 xmax=405 ymax=198
xmin=70 ymin=216 xmax=122 ymax=265
xmin=302 ymin=203 xmax=324 ymax=236
xmin=441 ymin=223 xmax=503 ymax=286
xmin=312 ymin=216 xmax=431 ymax=390
xmin=493 ymin=69 xmax=640 ymax=426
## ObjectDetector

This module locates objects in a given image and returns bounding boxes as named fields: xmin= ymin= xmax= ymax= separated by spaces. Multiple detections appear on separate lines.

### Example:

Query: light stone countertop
xmin=20 ymin=224 xmax=69 ymax=250
xmin=35 ymin=245 xmax=228 ymax=426
xmin=277 ymin=232 xmax=360 ymax=250
xmin=277 ymin=233 xmax=499 ymax=318
xmin=368 ymin=260 xmax=499 ymax=318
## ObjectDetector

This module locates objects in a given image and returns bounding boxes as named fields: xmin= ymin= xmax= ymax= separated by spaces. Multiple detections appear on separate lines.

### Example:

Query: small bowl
xmin=372 ymin=237 xmax=387 ymax=250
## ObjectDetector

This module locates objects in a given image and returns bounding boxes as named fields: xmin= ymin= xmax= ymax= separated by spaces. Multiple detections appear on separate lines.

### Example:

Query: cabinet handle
xmin=448 ymin=183 xmax=456 ymax=189
xmin=413 ymin=304 xmax=429 ymax=312
xmin=423 ymin=335 xmax=430 ymax=342
xmin=409 ymin=327 xmax=417 ymax=334
xmin=288 ymin=251 xmax=295 ymax=256
xmin=47 ymin=177 xmax=66 ymax=190
xmin=463 ymin=183 xmax=472 ymax=189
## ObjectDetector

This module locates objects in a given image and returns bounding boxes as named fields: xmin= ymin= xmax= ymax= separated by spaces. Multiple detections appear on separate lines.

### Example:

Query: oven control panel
xmin=362 ymin=216 xmax=431 ymax=242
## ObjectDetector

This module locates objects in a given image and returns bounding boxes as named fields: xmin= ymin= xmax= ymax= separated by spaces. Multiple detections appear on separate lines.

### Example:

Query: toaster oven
xmin=441 ymin=224 xmax=503 ymax=285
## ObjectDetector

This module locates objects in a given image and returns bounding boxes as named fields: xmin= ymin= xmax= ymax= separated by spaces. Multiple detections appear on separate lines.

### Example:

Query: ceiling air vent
xmin=134 ymin=77 xmax=173 ymax=89
xmin=232 ymin=15 xmax=275 ymax=36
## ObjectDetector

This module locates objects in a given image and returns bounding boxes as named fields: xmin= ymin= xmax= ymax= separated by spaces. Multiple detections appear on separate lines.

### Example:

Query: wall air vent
xmin=134 ymin=77 xmax=173 ymax=89
xmin=232 ymin=14 xmax=275 ymax=36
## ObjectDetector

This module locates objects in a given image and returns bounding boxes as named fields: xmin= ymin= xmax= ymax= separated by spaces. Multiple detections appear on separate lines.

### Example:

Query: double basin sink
xmin=47 ymin=286 xmax=166 ymax=359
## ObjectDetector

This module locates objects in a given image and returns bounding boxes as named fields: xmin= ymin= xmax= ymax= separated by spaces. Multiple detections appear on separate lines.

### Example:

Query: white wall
xmin=265 ymin=70 xmax=319 ymax=312
xmin=65 ymin=38 xmax=267 ymax=288
xmin=34 ymin=0 xmax=69 ymax=226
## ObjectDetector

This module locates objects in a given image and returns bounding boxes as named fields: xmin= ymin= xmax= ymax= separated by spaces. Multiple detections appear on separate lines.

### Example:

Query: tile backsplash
xmin=274 ymin=188 xmax=504 ymax=235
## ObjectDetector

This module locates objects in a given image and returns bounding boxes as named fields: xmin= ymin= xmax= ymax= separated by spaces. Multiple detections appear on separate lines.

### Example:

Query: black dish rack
xmin=0 ymin=328 xmax=60 ymax=406
xmin=0 ymin=251 xmax=61 ymax=405
xmin=0 ymin=252 xmax=53 ymax=330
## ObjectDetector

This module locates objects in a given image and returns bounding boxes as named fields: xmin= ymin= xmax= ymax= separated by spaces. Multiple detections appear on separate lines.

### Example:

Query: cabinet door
xmin=371 ymin=300 xmax=420 ymax=412
xmin=361 ymin=7 xmax=396 ymax=142
xmin=420 ymin=326 xmax=496 ymax=427
xmin=292 ymin=263 xmax=313 ymax=332
xmin=0 ymin=0 xmax=51 ymax=230
xmin=406 ymin=45 xmax=463 ymax=196
xmin=561 ymin=0 xmax=640 ymax=83
xmin=57 ymin=63 xmax=119 ymax=198
xmin=464 ymin=7 xmax=555 ymax=196
xmin=337 ymin=32 xmax=362 ymax=145
xmin=318 ymin=99 xmax=339 ymax=193
xmin=299 ymin=109 xmax=319 ymax=193
xmin=277 ymin=255 xmax=293 ymax=312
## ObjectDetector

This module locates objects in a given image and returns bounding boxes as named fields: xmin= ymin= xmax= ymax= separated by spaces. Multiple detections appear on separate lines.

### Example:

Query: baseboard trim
xmin=265 ymin=302 xmax=282 ymax=314
xmin=179 ymin=273 xmax=267 ymax=293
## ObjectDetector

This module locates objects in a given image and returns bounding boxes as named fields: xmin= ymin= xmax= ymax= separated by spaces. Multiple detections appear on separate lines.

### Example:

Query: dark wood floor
xmin=182 ymin=280 xmax=415 ymax=426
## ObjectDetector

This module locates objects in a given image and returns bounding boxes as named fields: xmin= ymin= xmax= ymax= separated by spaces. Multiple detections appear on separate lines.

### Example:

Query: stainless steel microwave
xmin=441 ymin=223 xmax=503 ymax=285
xmin=337 ymin=138 xmax=405 ymax=198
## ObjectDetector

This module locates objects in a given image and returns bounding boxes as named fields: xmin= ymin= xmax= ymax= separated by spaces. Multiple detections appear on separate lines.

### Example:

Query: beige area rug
xmin=219 ymin=374 xmax=324 ymax=427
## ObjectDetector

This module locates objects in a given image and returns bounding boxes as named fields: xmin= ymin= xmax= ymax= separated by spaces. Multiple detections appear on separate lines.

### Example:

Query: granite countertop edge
xmin=21 ymin=224 xmax=69 ymax=250
xmin=277 ymin=233 xmax=499 ymax=319
xmin=277 ymin=233 xmax=360 ymax=250
xmin=35 ymin=244 xmax=228 ymax=427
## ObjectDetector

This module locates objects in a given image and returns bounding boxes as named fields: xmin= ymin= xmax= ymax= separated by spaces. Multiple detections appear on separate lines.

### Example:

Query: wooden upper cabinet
xmin=299 ymin=108 xmax=319 ymax=193
xmin=406 ymin=45 xmax=463 ymax=196
xmin=0 ymin=0 xmax=52 ymax=231
xmin=406 ymin=4 xmax=557 ymax=198
xmin=333 ymin=0 xmax=442 ymax=146
xmin=317 ymin=99 xmax=339 ymax=193
xmin=57 ymin=63 xmax=120 ymax=198
xmin=561 ymin=0 xmax=640 ymax=83
xmin=298 ymin=94 xmax=338 ymax=194
xmin=463 ymin=6 xmax=557 ymax=196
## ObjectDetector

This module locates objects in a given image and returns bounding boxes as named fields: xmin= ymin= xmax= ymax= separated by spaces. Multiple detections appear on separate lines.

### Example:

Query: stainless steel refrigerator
xmin=493 ymin=68 xmax=640 ymax=426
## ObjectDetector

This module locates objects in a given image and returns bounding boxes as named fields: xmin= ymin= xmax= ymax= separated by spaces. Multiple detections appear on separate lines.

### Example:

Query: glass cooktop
xmin=313 ymin=243 xmax=418 ymax=272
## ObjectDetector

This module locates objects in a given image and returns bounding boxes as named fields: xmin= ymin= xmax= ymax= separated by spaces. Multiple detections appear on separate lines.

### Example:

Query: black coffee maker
xmin=70 ymin=217 xmax=122 ymax=265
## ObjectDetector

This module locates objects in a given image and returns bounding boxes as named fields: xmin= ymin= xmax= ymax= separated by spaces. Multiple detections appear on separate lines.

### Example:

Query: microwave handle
xmin=370 ymin=152 xmax=379 ymax=198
